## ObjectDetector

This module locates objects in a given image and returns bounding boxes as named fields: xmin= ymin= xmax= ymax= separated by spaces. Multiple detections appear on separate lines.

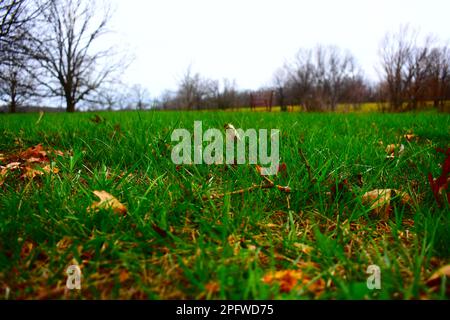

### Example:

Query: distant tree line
xmin=0 ymin=1 xmax=449 ymax=113
xmin=154 ymin=27 xmax=449 ymax=112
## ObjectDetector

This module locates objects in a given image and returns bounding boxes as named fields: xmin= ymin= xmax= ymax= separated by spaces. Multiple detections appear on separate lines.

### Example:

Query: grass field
xmin=0 ymin=110 xmax=449 ymax=300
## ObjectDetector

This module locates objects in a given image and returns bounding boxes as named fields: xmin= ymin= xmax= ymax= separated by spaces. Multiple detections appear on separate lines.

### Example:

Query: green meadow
xmin=0 ymin=111 xmax=449 ymax=299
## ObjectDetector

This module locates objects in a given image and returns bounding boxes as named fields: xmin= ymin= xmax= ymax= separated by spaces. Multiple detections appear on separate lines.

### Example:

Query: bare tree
xmin=272 ymin=67 xmax=288 ymax=111
xmin=427 ymin=46 xmax=450 ymax=111
xmin=0 ymin=52 xmax=37 ymax=112
xmin=176 ymin=67 xmax=218 ymax=110
xmin=378 ymin=26 xmax=417 ymax=111
xmin=284 ymin=46 xmax=360 ymax=111
xmin=0 ymin=0 xmax=47 ymax=112
xmin=32 ymin=0 xmax=122 ymax=112
xmin=288 ymin=48 xmax=315 ymax=110
xmin=128 ymin=84 xmax=151 ymax=110
xmin=213 ymin=78 xmax=238 ymax=110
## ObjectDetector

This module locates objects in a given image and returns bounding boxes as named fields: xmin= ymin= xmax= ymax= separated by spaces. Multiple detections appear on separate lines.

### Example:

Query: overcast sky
xmin=107 ymin=0 xmax=450 ymax=97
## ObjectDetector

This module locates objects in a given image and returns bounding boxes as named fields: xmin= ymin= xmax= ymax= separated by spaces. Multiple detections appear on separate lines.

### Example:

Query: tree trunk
xmin=66 ymin=98 xmax=76 ymax=112
xmin=9 ymin=101 xmax=17 ymax=113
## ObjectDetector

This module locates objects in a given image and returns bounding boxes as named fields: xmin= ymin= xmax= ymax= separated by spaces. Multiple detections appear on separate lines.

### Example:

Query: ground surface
xmin=0 ymin=111 xmax=449 ymax=299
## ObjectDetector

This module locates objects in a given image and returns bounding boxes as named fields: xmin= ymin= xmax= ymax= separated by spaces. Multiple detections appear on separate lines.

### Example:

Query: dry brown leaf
xmin=41 ymin=165 xmax=59 ymax=174
xmin=119 ymin=269 xmax=130 ymax=283
xmin=21 ymin=165 xmax=59 ymax=179
xmin=362 ymin=189 xmax=413 ymax=220
xmin=6 ymin=162 xmax=21 ymax=170
xmin=404 ymin=134 xmax=417 ymax=142
xmin=426 ymin=265 xmax=450 ymax=292
xmin=385 ymin=144 xmax=405 ymax=159
xmin=277 ymin=185 xmax=291 ymax=193
xmin=224 ymin=123 xmax=241 ymax=141
xmin=20 ymin=144 xmax=48 ymax=162
xmin=21 ymin=166 xmax=45 ymax=179
xmin=89 ymin=190 xmax=127 ymax=215
xmin=262 ymin=269 xmax=325 ymax=295
xmin=262 ymin=270 xmax=303 ymax=293
xmin=204 ymin=281 xmax=220 ymax=294
xmin=293 ymin=243 xmax=314 ymax=255
xmin=56 ymin=236 xmax=73 ymax=252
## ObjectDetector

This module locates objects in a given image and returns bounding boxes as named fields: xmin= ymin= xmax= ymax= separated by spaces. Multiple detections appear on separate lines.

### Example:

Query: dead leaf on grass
xmin=224 ymin=123 xmax=241 ymax=141
xmin=428 ymin=148 xmax=450 ymax=206
xmin=20 ymin=144 xmax=48 ymax=162
xmin=293 ymin=243 xmax=314 ymax=255
xmin=21 ymin=165 xmax=59 ymax=179
xmin=262 ymin=270 xmax=303 ymax=293
xmin=262 ymin=269 xmax=325 ymax=296
xmin=404 ymin=134 xmax=417 ymax=142
xmin=204 ymin=281 xmax=220 ymax=295
xmin=88 ymin=190 xmax=127 ymax=215
xmin=426 ymin=265 xmax=450 ymax=293
xmin=6 ymin=162 xmax=21 ymax=170
xmin=385 ymin=144 xmax=405 ymax=159
xmin=362 ymin=189 xmax=413 ymax=220
xmin=119 ymin=269 xmax=130 ymax=283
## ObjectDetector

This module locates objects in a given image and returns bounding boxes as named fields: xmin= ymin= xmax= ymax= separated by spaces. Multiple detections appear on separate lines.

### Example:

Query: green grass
xmin=0 ymin=110 xmax=449 ymax=300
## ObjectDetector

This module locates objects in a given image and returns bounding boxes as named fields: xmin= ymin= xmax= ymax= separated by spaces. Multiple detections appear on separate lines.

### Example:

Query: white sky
xmin=107 ymin=0 xmax=450 ymax=97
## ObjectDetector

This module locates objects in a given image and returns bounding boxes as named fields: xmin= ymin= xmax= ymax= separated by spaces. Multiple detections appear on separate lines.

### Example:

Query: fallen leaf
xmin=21 ymin=165 xmax=59 ymax=179
xmin=119 ymin=269 xmax=130 ymax=283
xmin=428 ymin=148 xmax=450 ymax=206
xmin=278 ymin=162 xmax=287 ymax=175
xmin=53 ymin=150 xmax=65 ymax=157
xmin=56 ymin=236 xmax=73 ymax=252
xmin=262 ymin=269 xmax=325 ymax=295
xmin=204 ymin=281 xmax=220 ymax=294
xmin=404 ymin=134 xmax=416 ymax=142
xmin=262 ymin=270 xmax=303 ymax=293
xmin=21 ymin=166 xmax=45 ymax=179
xmin=41 ymin=165 xmax=59 ymax=174
xmin=6 ymin=162 xmax=21 ymax=170
xmin=20 ymin=240 xmax=36 ymax=260
xmin=20 ymin=144 xmax=48 ymax=162
xmin=224 ymin=123 xmax=241 ymax=141
xmin=385 ymin=144 xmax=405 ymax=159
xmin=293 ymin=243 xmax=313 ymax=255
xmin=362 ymin=189 xmax=413 ymax=220
xmin=277 ymin=185 xmax=291 ymax=193
xmin=426 ymin=265 xmax=450 ymax=293
xmin=89 ymin=190 xmax=127 ymax=215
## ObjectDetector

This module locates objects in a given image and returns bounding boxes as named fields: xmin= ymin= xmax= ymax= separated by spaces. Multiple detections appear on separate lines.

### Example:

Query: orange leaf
xmin=362 ymin=189 xmax=412 ymax=220
xmin=6 ymin=162 xmax=21 ymax=170
xmin=204 ymin=281 xmax=220 ymax=294
xmin=426 ymin=265 xmax=450 ymax=290
xmin=278 ymin=162 xmax=287 ymax=175
xmin=404 ymin=134 xmax=416 ymax=142
xmin=20 ymin=144 xmax=48 ymax=162
xmin=89 ymin=190 xmax=127 ymax=215
xmin=262 ymin=270 xmax=303 ymax=293
xmin=119 ymin=269 xmax=130 ymax=283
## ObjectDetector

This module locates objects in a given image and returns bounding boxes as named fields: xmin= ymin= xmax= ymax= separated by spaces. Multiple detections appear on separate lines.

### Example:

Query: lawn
xmin=0 ymin=110 xmax=449 ymax=300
